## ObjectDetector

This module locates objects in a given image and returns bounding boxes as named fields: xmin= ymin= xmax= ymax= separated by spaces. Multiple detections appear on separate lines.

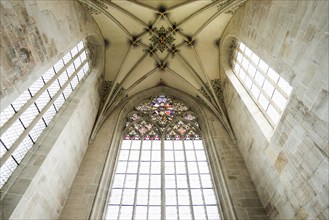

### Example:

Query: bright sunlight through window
xmin=0 ymin=40 xmax=91 ymax=188
xmin=231 ymin=42 xmax=292 ymax=127
xmin=105 ymin=95 xmax=221 ymax=220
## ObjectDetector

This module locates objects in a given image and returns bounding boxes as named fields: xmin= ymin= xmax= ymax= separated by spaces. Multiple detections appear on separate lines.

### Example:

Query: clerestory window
xmin=231 ymin=42 xmax=292 ymax=127
xmin=0 ymin=40 xmax=91 ymax=188
xmin=105 ymin=95 xmax=221 ymax=220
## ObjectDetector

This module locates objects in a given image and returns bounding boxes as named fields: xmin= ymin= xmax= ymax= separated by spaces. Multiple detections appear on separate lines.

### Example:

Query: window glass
xmin=105 ymin=95 xmax=220 ymax=219
xmin=232 ymin=42 xmax=292 ymax=127
xmin=0 ymin=40 xmax=90 ymax=188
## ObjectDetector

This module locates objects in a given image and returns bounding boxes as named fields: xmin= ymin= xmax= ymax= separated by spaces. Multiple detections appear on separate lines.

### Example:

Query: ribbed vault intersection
xmin=79 ymin=0 xmax=247 ymax=140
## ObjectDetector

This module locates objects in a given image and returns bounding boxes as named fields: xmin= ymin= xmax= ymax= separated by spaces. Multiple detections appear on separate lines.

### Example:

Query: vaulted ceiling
xmin=80 ymin=0 xmax=247 ymax=140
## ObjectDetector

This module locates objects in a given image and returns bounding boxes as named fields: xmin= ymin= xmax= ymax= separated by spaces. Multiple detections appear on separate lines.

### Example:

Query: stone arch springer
xmin=89 ymin=86 xmax=237 ymax=220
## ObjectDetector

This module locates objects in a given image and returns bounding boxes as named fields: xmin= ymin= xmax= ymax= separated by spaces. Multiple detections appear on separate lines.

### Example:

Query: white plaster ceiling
xmin=80 ymin=0 xmax=246 ymax=140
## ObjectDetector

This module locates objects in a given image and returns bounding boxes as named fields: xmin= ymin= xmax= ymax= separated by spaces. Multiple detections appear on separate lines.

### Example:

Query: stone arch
xmin=89 ymin=86 xmax=237 ymax=220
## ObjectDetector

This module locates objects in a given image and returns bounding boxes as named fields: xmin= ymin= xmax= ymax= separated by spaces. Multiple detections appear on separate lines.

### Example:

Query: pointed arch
xmin=89 ymin=86 xmax=237 ymax=220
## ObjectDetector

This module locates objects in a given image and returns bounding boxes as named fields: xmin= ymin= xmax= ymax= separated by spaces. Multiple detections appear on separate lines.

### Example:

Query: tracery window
xmin=231 ymin=42 xmax=292 ymax=127
xmin=105 ymin=95 xmax=221 ymax=220
xmin=0 ymin=40 xmax=91 ymax=188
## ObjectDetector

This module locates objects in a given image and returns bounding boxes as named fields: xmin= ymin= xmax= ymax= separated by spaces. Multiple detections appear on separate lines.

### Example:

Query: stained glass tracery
xmin=125 ymin=95 xmax=200 ymax=139
xmin=106 ymin=95 xmax=221 ymax=220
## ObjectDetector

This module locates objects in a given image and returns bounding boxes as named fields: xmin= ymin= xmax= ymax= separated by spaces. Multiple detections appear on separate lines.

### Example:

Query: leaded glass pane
xmin=35 ymin=91 xmax=51 ymax=111
xmin=66 ymin=63 xmax=76 ymax=77
xmin=12 ymin=136 xmax=33 ymax=163
xmin=0 ymin=39 xmax=91 ymax=188
xmin=135 ymin=206 xmax=147 ymax=219
xmin=232 ymin=42 xmax=292 ymax=127
xmin=71 ymin=46 xmax=79 ymax=57
xmin=29 ymin=119 xmax=46 ymax=142
xmin=148 ymin=206 xmax=161 ymax=219
xmin=166 ymin=206 xmax=178 ymax=219
xmin=179 ymin=206 xmax=192 ymax=219
xmin=119 ymin=206 xmax=133 ymax=219
xmin=77 ymin=41 xmax=84 ymax=51
xmin=149 ymin=189 xmax=161 ymax=205
xmin=136 ymin=190 xmax=148 ymax=205
xmin=106 ymin=206 xmax=119 ymax=220
xmin=77 ymin=69 xmax=85 ymax=81
xmin=106 ymin=95 xmax=220 ymax=219
xmin=11 ymin=90 xmax=31 ymax=111
xmin=0 ymin=141 xmax=7 ymax=158
xmin=57 ymin=72 xmax=68 ymax=87
xmin=0 ymin=105 xmax=15 ymax=127
xmin=62 ymin=85 xmax=73 ymax=100
xmin=43 ymin=105 xmax=57 ymax=125
xmin=20 ymin=104 xmax=39 ymax=127
xmin=207 ymin=205 xmax=221 ymax=219
xmin=47 ymin=80 xmax=61 ymax=98
xmin=62 ymin=52 xmax=72 ymax=65
xmin=42 ymin=68 xmax=55 ymax=83
xmin=53 ymin=59 xmax=64 ymax=73
xmin=73 ymin=57 xmax=82 ymax=69
xmin=53 ymin=94 xmax=65 ymax=110
xmin=29 ymin=78 xmax=45 ymax=96
xmin=0 ymin=119 xmax=25 ymax=148
xmin=0 ymin=157 xmax=18 ymax=188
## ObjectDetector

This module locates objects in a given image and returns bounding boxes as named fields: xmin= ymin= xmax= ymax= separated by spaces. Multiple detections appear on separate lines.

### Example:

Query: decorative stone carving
xmin=148 ymin=26 xmax=176 ymax=53
xmin=79 ymin=0 xmax=108 ymax=15
xmin=229 ymin=38 xmax=239 ymax=67
xmin=215 ymin=0 xmax=247 ymax=15
xmin=19 ymin=48 xmax=31 ymax=63
xmin=101 ymin=80 xmax=112 ymax=103
xmin=198 ymin=79 xmax=225 ymax=106
xmin=125 ymin=95 xmax=200 ymax=139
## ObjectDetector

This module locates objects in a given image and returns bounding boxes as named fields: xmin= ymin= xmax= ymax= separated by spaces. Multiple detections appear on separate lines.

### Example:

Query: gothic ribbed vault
xmin=79 ymin=0 xmax=247 ymax=140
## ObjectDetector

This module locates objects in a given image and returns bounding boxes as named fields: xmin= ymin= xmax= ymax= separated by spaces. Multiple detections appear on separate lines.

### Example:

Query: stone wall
xmin=0 ymin=0 xmax=101 ymax=108
xmin=220 ymin=1 xmax=328 ymax=219
xmin=204 ymin=108 xmax=267 ymax=220
xmin=2 ymin=72 xmax=102 ymax=219
xmin=0 ymin=0 xmax=104 ymax=219
xmin=60 ymin=87 xmax=267 ymax=220
xmin=60 ymin=107 xmax=122 ymax=219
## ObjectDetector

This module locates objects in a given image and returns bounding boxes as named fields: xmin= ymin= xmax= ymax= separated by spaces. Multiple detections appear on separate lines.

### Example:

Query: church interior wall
xmin=220 ymin=1 xmax=328 ymax=219
xmin=0 ymin=0 xmax=102 ymax=108
xmin=0 ymin=1 xmax=104 ymax=219
xmin=60 ymin=87 xmax=267 ymax=220
xmin=1 ymin=0 xmax=328 ymax=219
xmin=202 ymin=107 xmax=267 ymax=219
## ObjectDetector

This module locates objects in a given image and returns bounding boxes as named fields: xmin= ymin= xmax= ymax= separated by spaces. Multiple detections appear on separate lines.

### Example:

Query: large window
xmin=0 ymin=40 xmax=91 ymax=188
xmin=231 ymin=42 xmax=292 ymax=127
xmin=105 ymin=95 xmax=221 ymax=220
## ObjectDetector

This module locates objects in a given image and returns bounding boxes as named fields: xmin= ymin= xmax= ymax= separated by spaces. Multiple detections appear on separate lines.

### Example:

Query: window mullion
xmin=173 ymin=140 xmax=180 ymax=220
xmin=238 ymin=49 xmax=279 ymax=91
xmin=0 ymin=59 xmax=88 ymax=167
xmin=0 ymin=48 xmax=87 ymax=135
xmin=239 ymin=62 xmax=262 ymax=91
xmin=182 ymin=139 xmax=196 ymax=220
xmin=146 ymin=140 xmax=152 ymax=220
xmin=193 ymin=140 xmax=209 ymax=220
xmin=132 ymin=139 xmax=143 ymax=219
xmin=274 ymin=80 xmax=290 ymax=99
xmin=161 ymin=138 xmax=166 ymax=220
xmin=234 ymin=60 xmax=279 ymax=127
xmin=238 ymin=48 xmax=290 ymax=99
xmin=117 ymin=140 xmax=133 ymax=219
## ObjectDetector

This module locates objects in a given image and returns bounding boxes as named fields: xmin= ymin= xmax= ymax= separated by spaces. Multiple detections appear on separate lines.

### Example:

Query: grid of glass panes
xmin=106 ymin=140 xmax=161 ymax=220
xmin=0 ymin=40 xmax=90 ymax=188
xmin=105 ymin=139 xmax=220 ymax=220
xmin=164 ymin=140 xmax=219 ymax=220
xmin=231 ymin=42 xmax=292 ymax=126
